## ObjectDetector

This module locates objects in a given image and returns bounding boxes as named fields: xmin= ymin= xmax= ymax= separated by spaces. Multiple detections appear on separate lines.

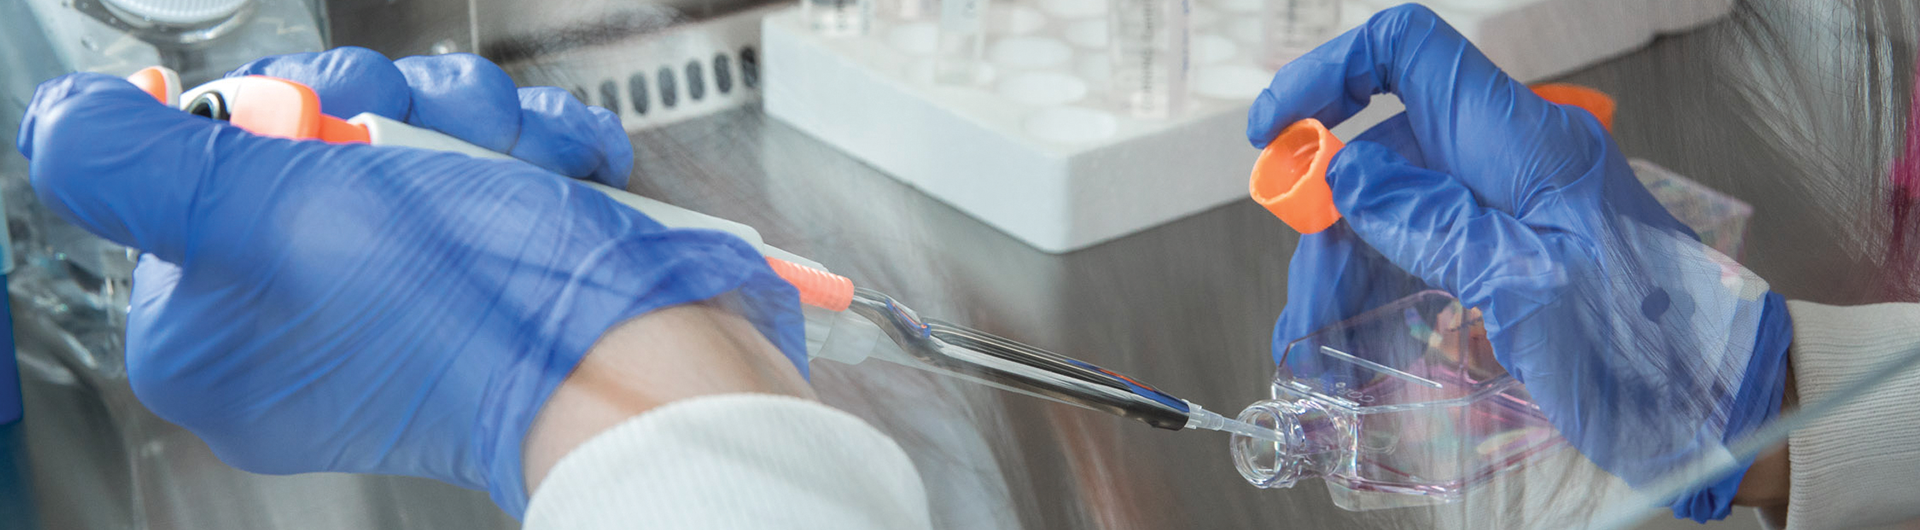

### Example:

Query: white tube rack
xmin=763 ymin=0 xmax=1732 ymax=253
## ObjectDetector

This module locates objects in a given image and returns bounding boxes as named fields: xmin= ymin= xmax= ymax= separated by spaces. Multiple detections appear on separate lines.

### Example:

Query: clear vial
xmin=1230 ymin=291 xmax=1566 ymax=511
xmin=1261 ymin=0 xmax=1339 ymax=67
xmin=933 ymin=0 xmax=990 ymax=84
xmin=804 ymin=0 xmax=873 ymax=36
xmin=1107 ymin=0 xmax=1189 ymax=118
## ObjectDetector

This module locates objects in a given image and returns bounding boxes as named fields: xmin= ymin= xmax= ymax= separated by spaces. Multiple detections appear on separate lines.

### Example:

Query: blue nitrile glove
xmin=1250 ymin=5 xmax=1792 ymax=522
xmin=227 ymin=48 xmax=636 ymax=188
xmin=16 ymin=48 xmax=806 ymax=518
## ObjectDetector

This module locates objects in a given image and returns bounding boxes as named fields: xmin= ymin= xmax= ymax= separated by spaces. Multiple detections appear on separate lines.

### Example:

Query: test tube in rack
xmin=1107 ymin=0 xmax=1190 ymax=118
xmin=934 ymin=0 xmax=991 ymax=84
xmin=1261 ymin=0 xmax=1339 ymax=67
xmin=891 ymin=0 xmax=939 ymax=21
xmin=804 ymin=0 xmax=873 ymax=36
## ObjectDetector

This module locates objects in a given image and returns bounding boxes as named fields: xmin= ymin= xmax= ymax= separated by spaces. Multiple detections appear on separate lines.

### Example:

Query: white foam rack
xmin=763 ymin=0 xmax=1733 ymax=253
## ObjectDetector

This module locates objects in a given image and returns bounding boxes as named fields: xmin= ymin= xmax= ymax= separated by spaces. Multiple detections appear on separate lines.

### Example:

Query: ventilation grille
xmin=502 ymin=5 xmax=775 ymax=131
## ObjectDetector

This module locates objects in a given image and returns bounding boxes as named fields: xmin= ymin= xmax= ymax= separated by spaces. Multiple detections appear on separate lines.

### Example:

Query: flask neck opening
xmin=1230 ymin=399 xmax=1346 ymax=488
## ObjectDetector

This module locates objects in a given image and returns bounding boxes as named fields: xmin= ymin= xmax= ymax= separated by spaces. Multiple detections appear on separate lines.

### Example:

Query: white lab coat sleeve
xmin=1756 ymin=301 xmax=1920 ymax=530
xmin=523 ymin=393 xmax=934 ymax=530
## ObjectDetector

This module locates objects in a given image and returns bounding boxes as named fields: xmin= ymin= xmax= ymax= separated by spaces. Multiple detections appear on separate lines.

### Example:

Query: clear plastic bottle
xmin=1260 ymin=0 xmax=1339 ymax=68
xmin=1230 ymin=291 xmax=1566 ymax=511
xmin=1107 ymin=0 xmax=1188 ymax=118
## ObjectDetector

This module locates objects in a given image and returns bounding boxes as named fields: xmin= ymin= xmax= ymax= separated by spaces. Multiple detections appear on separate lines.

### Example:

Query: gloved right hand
xmin=17 ymin=48 xmax=806 ymax=519
xmin=1249 ymin=5 xmax=1793 ymax=522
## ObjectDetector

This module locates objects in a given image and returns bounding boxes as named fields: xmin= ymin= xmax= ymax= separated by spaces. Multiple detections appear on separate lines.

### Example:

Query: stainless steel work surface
xmin=7 ymin=1 xmax=1915 ymax=529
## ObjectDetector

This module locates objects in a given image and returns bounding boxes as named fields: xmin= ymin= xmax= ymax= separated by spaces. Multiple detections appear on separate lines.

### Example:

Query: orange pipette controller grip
xmin=1248 ymin=85 xmax=1617 ymax=234
xmin=222 ymin=76 xmax=371 ymax=144
xmin=127 ymin=66 xmax=180 ymax=106
xmin=138 ymin=68 xmax=373 ymax=145
xmin=1249 ymin=118 xmax=1344 ymax=234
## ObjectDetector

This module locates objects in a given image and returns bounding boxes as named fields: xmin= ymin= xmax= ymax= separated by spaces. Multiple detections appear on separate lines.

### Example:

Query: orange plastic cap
xmin=765 ymin=258 xmax=854 ymax=312
xmin=1530 ymin=83 xmax=1616 ymax=132
xmin=1250 ymin=119 xmax=1345 ymax=234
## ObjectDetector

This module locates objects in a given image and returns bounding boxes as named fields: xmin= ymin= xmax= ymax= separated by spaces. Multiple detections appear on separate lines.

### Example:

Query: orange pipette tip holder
xmin=1249 ymin=118 xmax=1344 ymax=234
xmin=765 ymin=258 xmax=854 ymax=312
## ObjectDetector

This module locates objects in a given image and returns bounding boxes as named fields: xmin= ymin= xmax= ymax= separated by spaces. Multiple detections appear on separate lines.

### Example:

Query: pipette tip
xmin=1184 ymin=403 xmax=1287 ymax=443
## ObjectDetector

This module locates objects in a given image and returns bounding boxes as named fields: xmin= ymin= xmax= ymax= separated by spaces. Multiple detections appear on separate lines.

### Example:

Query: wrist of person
xmin=520 ymin=301 xmax=816 ymax=494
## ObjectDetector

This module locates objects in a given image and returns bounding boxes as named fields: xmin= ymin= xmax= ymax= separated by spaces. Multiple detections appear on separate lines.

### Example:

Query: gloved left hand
xmin=16 ymin=48 xmax=806 ymax=518
xmin=1250 ymin=5 xmax=1792 ymax=522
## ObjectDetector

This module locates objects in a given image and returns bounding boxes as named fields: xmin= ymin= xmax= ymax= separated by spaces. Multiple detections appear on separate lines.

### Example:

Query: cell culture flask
xmin=1231 ymin=291 xmax=1566 ymax=511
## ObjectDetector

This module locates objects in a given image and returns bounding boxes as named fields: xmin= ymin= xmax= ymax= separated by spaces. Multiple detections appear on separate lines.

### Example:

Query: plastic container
xmin=1230 ymin=291 xmax=1565 ymax=510
xmin=1628 ymin=159 xmax=1753 ymax=259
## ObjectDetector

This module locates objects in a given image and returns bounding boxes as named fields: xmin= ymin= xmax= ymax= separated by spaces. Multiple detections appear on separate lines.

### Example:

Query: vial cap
xmin=1249 ymin=118 xmax=1343 ymax=234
